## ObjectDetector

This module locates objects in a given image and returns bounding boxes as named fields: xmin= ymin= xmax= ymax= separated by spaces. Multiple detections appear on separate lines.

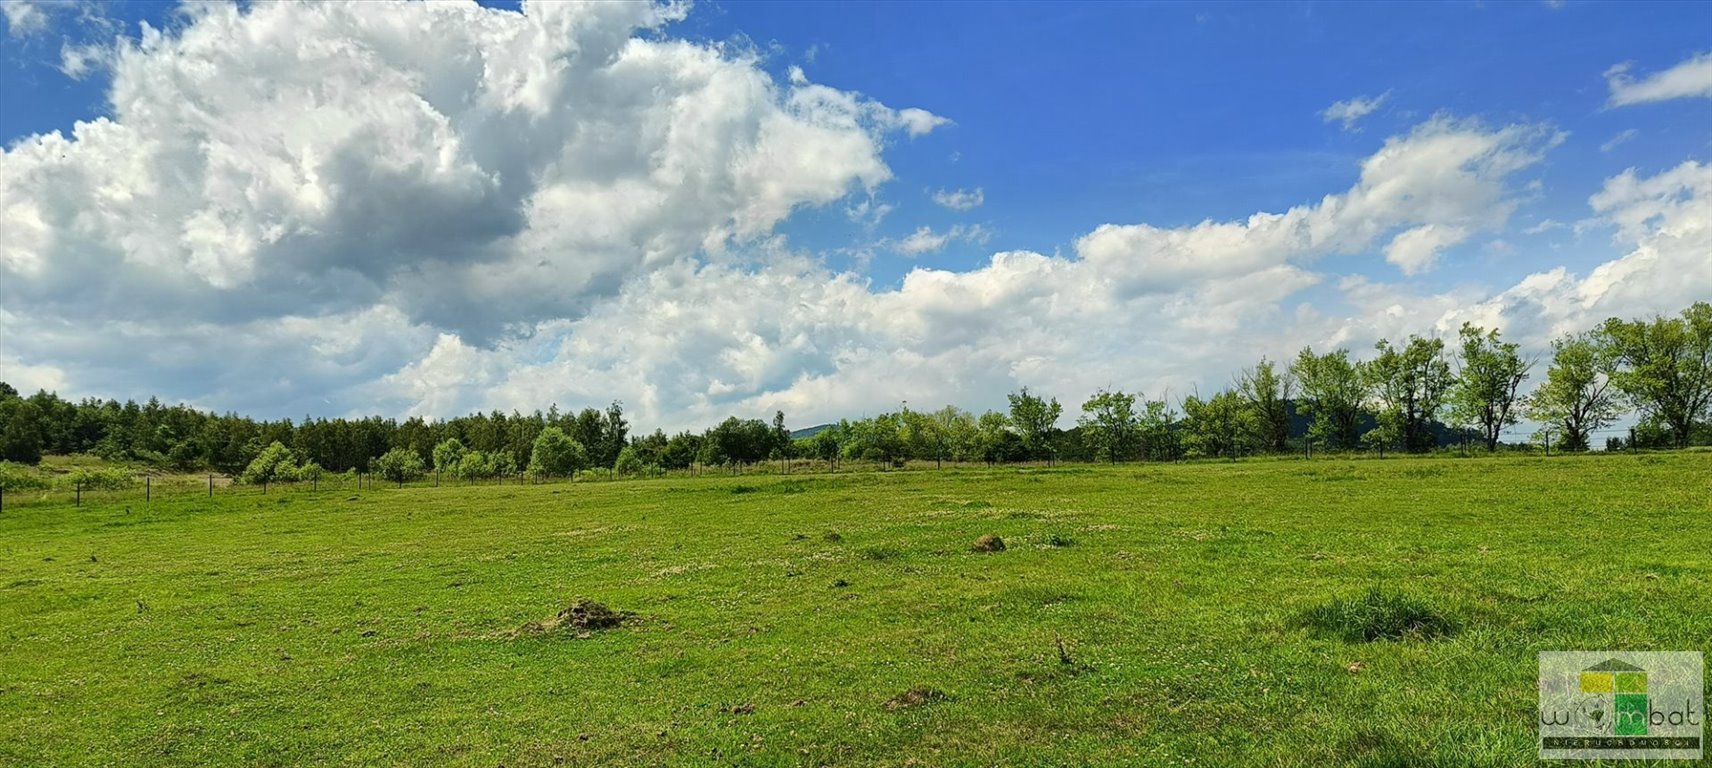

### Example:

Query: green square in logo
xmin=1616 ymin=672 xmax=1647 ymax=693
xmin=1614 ymin=693 xmax=1649 ymax=736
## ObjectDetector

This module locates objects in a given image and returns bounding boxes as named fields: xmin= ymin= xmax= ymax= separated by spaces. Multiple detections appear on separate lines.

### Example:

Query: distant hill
xmin=790 ymin=424 xmax=834 ymax=440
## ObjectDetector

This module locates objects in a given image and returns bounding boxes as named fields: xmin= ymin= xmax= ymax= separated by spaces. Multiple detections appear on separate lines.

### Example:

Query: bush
xmin=527 ymin=427 xmax=587 ymax=478
xmin=297 ymin=461 xmax=325 ymax=483
xmin=57 ymin=467 xmax=133 ymax=492
xmin=373 ymin=447 xmax=426 ymax=485
xmin=240 ymin=441 xmax=299 ymax=485
xmin=614 ymin=445 xmax=644 ymax=476
xmin=0 ymin=461 xmax=50 ymax=490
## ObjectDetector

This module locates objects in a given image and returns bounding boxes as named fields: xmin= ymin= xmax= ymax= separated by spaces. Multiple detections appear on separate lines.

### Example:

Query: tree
xmin=975 ymin=410 xmax=1021 ymax=465
xmin=1362 ymin=335 xmax=1452 ymax=452
xmin=373 ymin=447 xmax=426 ymax=486
xmin=240 ymin=441 xmax=300 ymax=485
xmin=1238 ymin=358 xmax=1295 ymax=453
xmin=1449 ymin=323 xmax=1532 ymax=451
xmin=432 ymin=438 xmax=467 ymax=477
xmin=0 ymin=397 xmax=45 ymax=464
xmin=613 ymin=445 xmax=645 ymax=476
xmin=1526 ymin=331 xmax=1622 ymax=452
xmin=1181 ymin=390 xmax=1255 ymax=460
xmin=1291 ymin=347 xmax=1366 ymax=450
xmin=1601 ymin=302 xmax=1712 ymax=448
xmin=1078 ymin=389 xmax=1139 ymax=464
xmin=1137 ymin=398 xmax=1180 ymax=461
xmin=1007 ymin=387 xmax=1062 ymax=462
xmin=527 ymin=427 xmax=588 ymax=478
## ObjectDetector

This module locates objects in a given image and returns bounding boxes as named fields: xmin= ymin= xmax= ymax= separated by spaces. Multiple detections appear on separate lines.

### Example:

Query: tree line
xmin=0 ymin=302 xmax=1706 ymax=479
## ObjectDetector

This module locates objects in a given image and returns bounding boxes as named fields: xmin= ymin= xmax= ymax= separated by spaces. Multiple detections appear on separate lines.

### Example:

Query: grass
xmin=1 ymin=453 xmax=1709 ymax=766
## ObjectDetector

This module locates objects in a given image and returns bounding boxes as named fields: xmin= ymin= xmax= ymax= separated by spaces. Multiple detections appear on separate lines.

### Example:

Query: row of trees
xmin=2 ymin=303 xmax=1707 ymax=475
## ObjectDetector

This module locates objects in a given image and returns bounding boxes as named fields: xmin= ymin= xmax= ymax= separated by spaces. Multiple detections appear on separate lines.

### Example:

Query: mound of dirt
xmin=884 ymin=687 xmax=948 ymax=710
xmin=517 ymin=599 xmax=632 ymax=637
xmin=971 ymin=534 xmax=1006 ymax=553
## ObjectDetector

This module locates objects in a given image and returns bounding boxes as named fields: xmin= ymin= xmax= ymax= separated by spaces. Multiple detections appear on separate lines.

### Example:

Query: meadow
xmin=1 ymin=453 xmax=1708 ymax=766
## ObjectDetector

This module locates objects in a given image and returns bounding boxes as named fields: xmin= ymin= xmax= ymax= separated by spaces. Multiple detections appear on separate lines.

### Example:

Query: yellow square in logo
xmin=1581 ymin=671 xmax=1614 ymax=693
xmin=1615 ymin=672 xmax=1647 ymax=693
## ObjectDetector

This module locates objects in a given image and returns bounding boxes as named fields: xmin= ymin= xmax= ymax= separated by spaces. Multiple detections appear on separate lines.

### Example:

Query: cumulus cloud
xmin=1075 ymin=116 xmax=1558 ymax=288
xmin=1321 ymin=91 xmax=1390 ymax=130
xmin=931 ymin=187 xmax=984 ymax=211
xmin=3 ymin=0 xmax=1700 ymax=434
xmin=1605 ymin=51 xmax=1712 ymax=106
xmin=0 ymin=0 xmax=944 ymax=346
xmin=1384 ymin=224 xmax=1470 ymax=275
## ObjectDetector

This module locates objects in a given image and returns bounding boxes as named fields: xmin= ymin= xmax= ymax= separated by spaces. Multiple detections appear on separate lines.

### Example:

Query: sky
xmin=1 ymin=0 xmax=1709 ymax=436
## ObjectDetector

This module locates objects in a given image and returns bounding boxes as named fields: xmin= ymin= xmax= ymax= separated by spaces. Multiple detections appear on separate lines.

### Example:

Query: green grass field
xmin=2 ymin=454 xmax=1708 ymax=766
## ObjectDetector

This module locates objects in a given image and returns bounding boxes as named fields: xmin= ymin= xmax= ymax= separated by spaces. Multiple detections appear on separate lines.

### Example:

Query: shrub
xmin=614 ymin=445 xmax=644 ymax=476
xmin=58 ymin=467 xmax=133 ymax=492
xmin=527 ymin=427 xmax=587 ymax=478
xmin=240 ymin=442 xmax=299 ymax=485
xmin=432 ymin=439 xmax=466 ymax=475
xmin=0 ymin=461 xmax=50 ymax=490
xmin=373 ymin=447 xmax=426 ymax=485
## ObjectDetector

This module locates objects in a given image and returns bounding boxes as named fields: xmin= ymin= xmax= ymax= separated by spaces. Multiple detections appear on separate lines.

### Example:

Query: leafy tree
xmin=975 ymin=410 xmax=1022 ymax=465
xmin=1601 ymin=302 xmax=1712 ymax=448
xmin=1525 ymin=331 xmax=1621 ymax=452
xmin=808 ymin=425 xmax=843 ymax=466
xmin=1137 ymin=398 xmax=1180 ymax=461
xmin=1292 ymin=347 xmax=1366 ymax=450
xmin=0 ymin=397 xmax=45 ymax=464
xmin=297 ymin=461 xmax=325 ymax=484
xmin=1448 ymin=323 xmax=1532 ymax=451
xmin=1361 ymin=335 xmax=1452 ymax=452
xmin=1078 ymin=389 xmax=1139 ymax=464
xmin=1007 ymin=387 xmax=1062 ymax=462
xmin=660 ymin=431 xmax=700 ymax=470
xmin=240 ymin=441 xmax=300 ymax=485
xmin=374 ymin=447 xmax=426 ymax=485
xmin=431 ymin=438 xmax=467 ymax=476
xmin=1181 ymin=390 xmax=1255 ymax=460
xmin=527 ymin=427 xmax=588 ymax=478
xmin=1238 ymin=358 xmax=1295 ymax=453
xmin=614 ymin=445 xmax=644 ymax=476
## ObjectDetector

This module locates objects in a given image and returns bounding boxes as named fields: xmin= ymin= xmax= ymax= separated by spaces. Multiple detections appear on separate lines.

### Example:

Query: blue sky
xmin=1 ymin=0 xmax=1709 ymax=433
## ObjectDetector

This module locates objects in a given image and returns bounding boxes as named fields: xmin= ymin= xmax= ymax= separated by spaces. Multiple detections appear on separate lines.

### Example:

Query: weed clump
xmin=971 ymin=534 xmax=1006 ymax=553
xmin=822 ymin=531 xmax=843 ymax=543
xmin=517 ymin=599 xmax=632 ymax=637
xmin=1300 ymin=587 xmax=1459 ymax=642
xmin=884 ymin=687 xmax=948 ymax=710
xmin=1046 ymin=533 xmax=1075 ymax=547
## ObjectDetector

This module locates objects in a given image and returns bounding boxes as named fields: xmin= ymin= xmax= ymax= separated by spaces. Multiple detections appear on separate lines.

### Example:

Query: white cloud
xmin=891 ymin=224 xmax=991 ymax=256
xmin=1605 ymin=51 xmax=1712 ymax=106
xmin=1384 ymin=224 xmax=1470 ymax=275
xmin=931 ymin=187 xmax=984 ymax=211
xmin=2 ymin=2 xmax=1701 ymax=434
xmin=1 ymin=0 xmax=47 ymax=37
xmin=0 ymin=1 xmax=941 ymax=345
xmin=1600 ymin=128 xmax=1639 ymax=152
xmin=1076 ymin=116 xmax=1558 ymax=288
xmin=1321 ymin=91 xmax=1390 ymax=130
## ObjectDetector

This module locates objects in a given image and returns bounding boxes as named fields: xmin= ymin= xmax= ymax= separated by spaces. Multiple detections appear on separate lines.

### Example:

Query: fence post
xmin=76 ymin=480 xmax=82 ymax=507
xmin=146 ymin=476 xmax=151 ymax=503
xmin=263 ymin=479 xmax=268 ymax=495
xmin=209 ymin=474 xmax=213 ymax=497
